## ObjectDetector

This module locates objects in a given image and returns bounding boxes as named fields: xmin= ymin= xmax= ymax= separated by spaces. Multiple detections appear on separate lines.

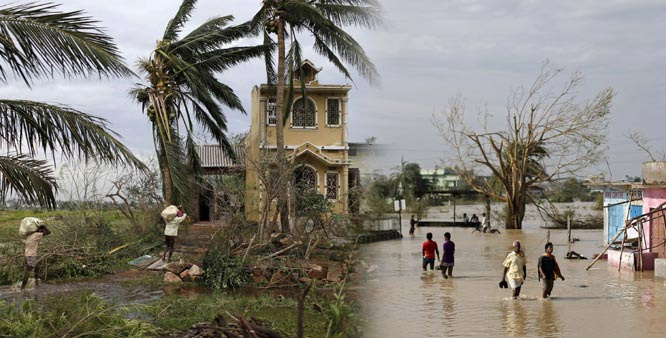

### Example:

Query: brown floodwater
xmin=358 ymin=223 xmax=666 ymax=338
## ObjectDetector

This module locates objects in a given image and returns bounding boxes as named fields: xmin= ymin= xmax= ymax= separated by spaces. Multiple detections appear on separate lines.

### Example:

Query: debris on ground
xmin=174 ymin=313 xmax=283 ymax=338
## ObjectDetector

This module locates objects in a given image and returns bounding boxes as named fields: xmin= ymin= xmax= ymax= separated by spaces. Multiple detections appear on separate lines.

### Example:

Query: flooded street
xmin=359 ymin=223 xmax=666 ymax=338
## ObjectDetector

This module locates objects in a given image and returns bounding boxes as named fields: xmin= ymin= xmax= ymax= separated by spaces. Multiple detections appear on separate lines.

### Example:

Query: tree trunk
xmin=504 ymin=194 xmax=526 ymax=229
xmin=162 ymin=165 xmax=173 ymax=205
xmin=274 ymin=13 xmax=290 ymax=233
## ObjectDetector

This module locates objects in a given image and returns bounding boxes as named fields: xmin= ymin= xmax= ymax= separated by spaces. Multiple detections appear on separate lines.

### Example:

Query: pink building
xmin=642 ymin=162 xmax=666 ymax=260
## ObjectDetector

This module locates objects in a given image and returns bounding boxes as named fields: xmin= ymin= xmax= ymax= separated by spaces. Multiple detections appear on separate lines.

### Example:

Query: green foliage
xmin=295 ymin=184 xmax=331 ymax=217
xmin=547 ymin=178 xmax=598 ymax=203
xmin=364 ymin=176 xmax=393 ymax=214
xmin=0 ymin=211 xmax=161 ymax=285
xmin=390 ymin=160 xmax=431 ymax=208
xmin=0 ymin=3 xmax=144 ymax=209
xmin=320 ymin=287 xmax=363 ymax=338
xmin=131 ymin=0 xmax=264 ymax=205
xmin=0 ymin=291 xmax=156 ymax=337
xmin=201 ymin=246 xmax=249 ymax=290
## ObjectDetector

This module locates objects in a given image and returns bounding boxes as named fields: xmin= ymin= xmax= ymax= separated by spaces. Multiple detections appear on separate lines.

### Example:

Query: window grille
xmin=266 ymin=98 xmax=276 ymax=125
xmin=327 ymin=98 xmax=340 ymax=125
xmin=292 ymin=98 xmax=315 ymax=127
xmin=326 ymin=172 xmax=338 ymax=199
xmin=295 ymin=166 xmax=317 ymax=190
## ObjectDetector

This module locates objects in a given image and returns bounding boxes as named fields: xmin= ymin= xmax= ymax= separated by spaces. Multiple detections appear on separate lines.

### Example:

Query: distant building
xmin=193 ymin=144 xmax=245 ymax=222
xmin=420 ymin=167 xmax=464 ymax=190
xmin=348 ymin=142 xmax=389 ymax=184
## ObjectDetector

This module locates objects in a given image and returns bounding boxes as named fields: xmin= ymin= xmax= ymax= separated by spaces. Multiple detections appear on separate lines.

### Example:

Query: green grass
xmin=0 ymin=288 xmax=332 ymax=337
xmin=143 ymin=291 xmax=330 ymax=336
xmin=0 ymin=291 xmax=157 ymax=337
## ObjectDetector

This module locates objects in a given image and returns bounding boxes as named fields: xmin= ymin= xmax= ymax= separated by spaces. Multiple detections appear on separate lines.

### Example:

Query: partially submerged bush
xmin=201 ymin=245 xmax=249 ymax=290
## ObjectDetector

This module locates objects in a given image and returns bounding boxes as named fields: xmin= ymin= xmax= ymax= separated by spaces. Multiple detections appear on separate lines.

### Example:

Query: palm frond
xmin=283 ymin=0 xmax=379 ymax=84
xmin=315 ymin=3 xmax=382 ymax=28
xmin=174 ymin=17 xmax=251 ymax=53
xmin=0 ymin=2 xmax=132 ymax=85
xmin=0 ymin=100 xmax=146 ymax=169
xmin=154 ymin=131 xmax=193 ymax=205
xmin=309 ymin=23 xmax=379 ymax=84
xmin=312 ymin=35 xmax=351 ymax=80
xmin=162 ymin=0 xmax=197 ymax=41
xmin=0 ymin=154 xmax=57 ymax=208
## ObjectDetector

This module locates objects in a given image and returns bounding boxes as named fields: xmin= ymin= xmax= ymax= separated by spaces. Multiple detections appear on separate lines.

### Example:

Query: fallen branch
xmin=242 ymin=235 xmax=256 ymax=264
xmin=262 ymin=242 xmax=302 ymax=260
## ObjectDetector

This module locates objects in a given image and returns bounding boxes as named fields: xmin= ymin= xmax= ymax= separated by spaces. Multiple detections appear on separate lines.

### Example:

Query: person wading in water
xmin=538 ymin=242 xmax=565 ymax=298
xmin=501 ymin=240 xmax=527 ymax=299
xmin=422 ymin=232 xmax=440 ymax=271
xmin=409 ymin=215 xmax=417 ymax=235
xmin=440 ymin=232 xmax=455 ymax=278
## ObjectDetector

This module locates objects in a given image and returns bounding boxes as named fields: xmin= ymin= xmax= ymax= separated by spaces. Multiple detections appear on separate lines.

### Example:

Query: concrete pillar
xmin=341 ymin=97 xmax=349 ymax=213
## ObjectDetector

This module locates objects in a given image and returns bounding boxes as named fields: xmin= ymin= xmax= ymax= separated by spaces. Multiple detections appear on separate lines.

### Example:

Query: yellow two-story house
xmin=244 ymin=60 xmax=356 ymax=222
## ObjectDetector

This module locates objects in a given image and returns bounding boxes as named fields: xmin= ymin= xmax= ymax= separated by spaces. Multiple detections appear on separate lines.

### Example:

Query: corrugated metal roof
xmin=195 ymin=144 xmax=245 ymax=168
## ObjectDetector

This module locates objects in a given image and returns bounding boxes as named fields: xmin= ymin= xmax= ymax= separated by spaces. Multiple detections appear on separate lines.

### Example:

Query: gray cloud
xmin=1 ymin=0 xmax=663 ymax=179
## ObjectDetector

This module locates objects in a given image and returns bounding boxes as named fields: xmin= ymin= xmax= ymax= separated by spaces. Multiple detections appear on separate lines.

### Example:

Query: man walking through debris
xmin=409 ymin=215 xmax=417 ymax=235
xmin=161 ymin=205 xmax=187 ymax=262
xmin=19 ymin=217 xmax=51 ymax=290
xmin=501 ymin=240 xmax=527 ymax=299
xmin=538 ymin=242 xmax=565 ymax=298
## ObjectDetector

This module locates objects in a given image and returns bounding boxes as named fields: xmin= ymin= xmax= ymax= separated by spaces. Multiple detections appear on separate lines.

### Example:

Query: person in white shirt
xmin=161 ymin=205 xmax=186 ymax=262
xmin=481 ymin=213 xmax=490 ymax=233
xmin=20 ymin=218 xmax=51 ymax=290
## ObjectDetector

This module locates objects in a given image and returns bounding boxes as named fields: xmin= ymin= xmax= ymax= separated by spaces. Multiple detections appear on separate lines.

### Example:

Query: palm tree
xmin=131 ymin=0 xmax=265 ymax=205
xmin=250 ymin=0 xmax=382 ymax=231
xmin=0 ymin=3 xmax=144 ymax=208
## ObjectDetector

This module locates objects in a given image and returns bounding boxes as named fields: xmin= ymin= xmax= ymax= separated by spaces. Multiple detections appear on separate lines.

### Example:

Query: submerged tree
xmin=0 ymin=3 xmax=144 ymax=208
xmin=434 ymin=62 xmax=614 ymax=229
xmin=131 ymin=0 xmax=264 ymax=205
xmin=249 ymin=0 xmax=382 ymax=231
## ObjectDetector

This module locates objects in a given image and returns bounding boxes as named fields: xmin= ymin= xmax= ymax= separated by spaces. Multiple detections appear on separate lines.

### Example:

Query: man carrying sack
xmin=19 ymin=217 xmax=51 ymax=290
xmin=161 ymin=205 xmax=187 ymax=262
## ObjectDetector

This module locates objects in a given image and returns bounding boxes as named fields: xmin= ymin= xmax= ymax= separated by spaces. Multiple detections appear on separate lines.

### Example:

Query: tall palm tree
xmin=250 ymin=0 xmax=382 ymax=231
xmin=0 ymin=3 xmax=144 ymax=208
xmin=131 ymin=0 xmax=265 ymax=205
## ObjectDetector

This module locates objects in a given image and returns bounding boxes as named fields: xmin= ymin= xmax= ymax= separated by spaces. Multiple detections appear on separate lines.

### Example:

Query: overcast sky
xmin=2 ymin=0 xmax=664 ymax=179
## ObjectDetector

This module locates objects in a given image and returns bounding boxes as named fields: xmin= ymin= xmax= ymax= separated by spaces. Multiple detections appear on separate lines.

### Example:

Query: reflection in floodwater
xmin=359 ymin=224 xmax=666 ymax=338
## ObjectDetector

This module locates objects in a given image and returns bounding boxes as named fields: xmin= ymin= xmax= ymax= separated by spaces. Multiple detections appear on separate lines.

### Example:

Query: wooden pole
xmin=618 ymin=230 xmax=627 ymax=272
xmin=567 ymin=215 xmax=572 ymax=243
xmin=586 ymin=223 xmax=629 ymax=270
xmin=638 ymin=222 xmax=643 ymax=272
xmin=453 ymin=194 xmax=456 ymax=225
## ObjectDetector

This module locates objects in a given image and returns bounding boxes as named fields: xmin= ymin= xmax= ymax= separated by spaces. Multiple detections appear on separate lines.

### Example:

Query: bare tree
xmin=434 ymin=62 xmax=614 ymax=229
xmin=626 ymin=130 xmax=665 ymax=162
xmin=247 ymin=152 xmax=294 ymax=242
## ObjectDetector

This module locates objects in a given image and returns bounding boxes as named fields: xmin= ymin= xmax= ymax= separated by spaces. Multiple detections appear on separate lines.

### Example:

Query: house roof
xmin=195 ymin=144 xmax=245 ymax=168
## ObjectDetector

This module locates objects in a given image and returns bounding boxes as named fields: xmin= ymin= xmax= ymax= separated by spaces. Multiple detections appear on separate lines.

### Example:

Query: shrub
xmin=200 ymin=245 xmax=249 ymax=290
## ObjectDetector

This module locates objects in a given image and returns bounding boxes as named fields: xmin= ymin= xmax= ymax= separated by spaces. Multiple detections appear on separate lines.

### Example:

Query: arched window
xmin=294 ymin=165 xmax=317 ymax=190
xmin=292 ymin=98 xmax=316 ymax=127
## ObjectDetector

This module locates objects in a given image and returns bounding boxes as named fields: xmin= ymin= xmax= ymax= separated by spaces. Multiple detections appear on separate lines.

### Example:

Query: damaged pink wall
xmin=642 ymin=187 xmax=666 ymax=251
